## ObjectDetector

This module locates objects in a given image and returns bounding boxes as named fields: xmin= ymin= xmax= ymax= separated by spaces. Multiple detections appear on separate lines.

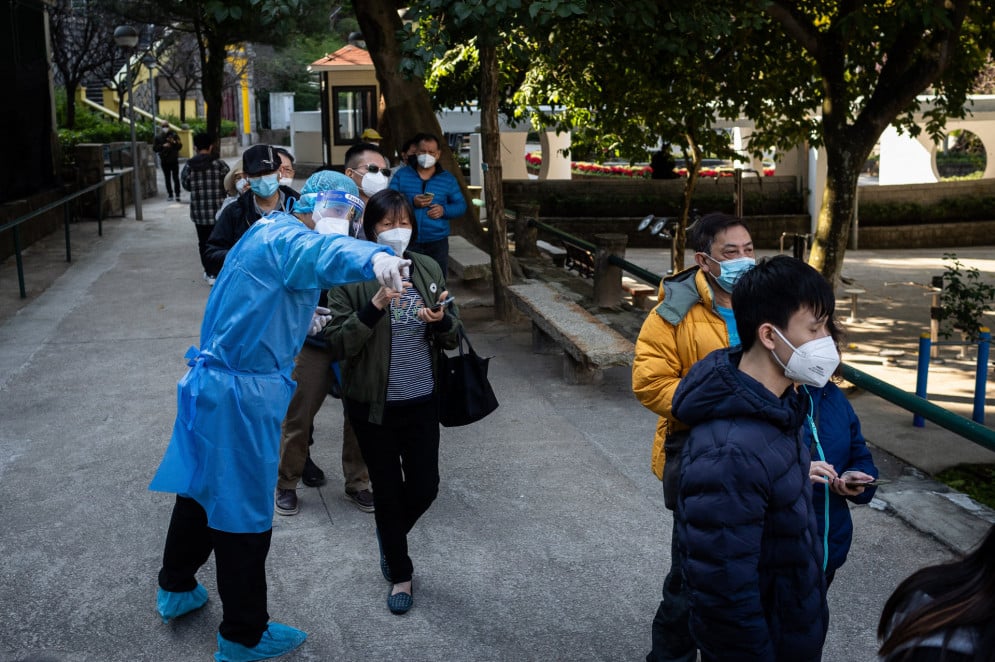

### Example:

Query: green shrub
xmin=937 ymin=253 xmax=995 ymax=340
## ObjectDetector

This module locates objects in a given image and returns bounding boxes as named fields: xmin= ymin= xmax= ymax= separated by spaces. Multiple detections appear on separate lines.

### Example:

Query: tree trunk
xmin=479 ymin=43 xmax=513 ymax=320
xmin=201 ymin=33 xmax=226 ymax=155
xmin=65 ymin=81 xmax=78 ymax=129
xmin=809 ymin=131 xmax=874 ymax=286
xmin=353 ymin=0 xmax=486 ymax=247
xmin=674 ymin=134 xmax=703 ymax=273
xmin=179 ymin=91 xmax=187 ymax=122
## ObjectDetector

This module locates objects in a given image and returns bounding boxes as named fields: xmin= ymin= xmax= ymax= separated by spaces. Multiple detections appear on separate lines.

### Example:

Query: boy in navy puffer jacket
xmin=672 ymin=255 xmax=833 ymax=662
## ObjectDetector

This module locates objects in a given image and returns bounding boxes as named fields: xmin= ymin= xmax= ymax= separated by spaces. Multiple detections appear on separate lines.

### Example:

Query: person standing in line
xmin=878 ymin=523 xmax=995 ymax=661
xmin=324 ymin=189 xmax=461 ymax=615
xmin=153 ymin=120 xmax=183 ymax=202
xmin=215 ymin=159 xmax=248 ymax=221
xmin=204 ymin=145 xmax=300 ymax=278
xmin=632 ymin=212 xmax=755 ymax=662
xmin=388 ymin=132 xmax=467 ymax=275
xmin=148 ymin=183 xmax=411 ymax=660
xmin=673 ymin=255 xmax=832 ymax=661
xmin=274 ymin=169 xmax=379 ymax=516
xmin=274 ymin=144 xmax=394 ymax=515
xmin=274 ymin=147 xmax=296 ymax=191
xmin=181 ymin=132 xmax=230 ymax=286
xmin=802 ymin=322 xmax=879 ymax=589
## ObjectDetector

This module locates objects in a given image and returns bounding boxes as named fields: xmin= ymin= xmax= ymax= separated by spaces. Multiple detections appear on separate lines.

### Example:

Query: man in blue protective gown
xmin=148 ymin=170 xmax=410 ymax=662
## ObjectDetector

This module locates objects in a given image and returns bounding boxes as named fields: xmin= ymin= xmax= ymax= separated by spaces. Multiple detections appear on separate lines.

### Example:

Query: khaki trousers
xmin=277 ymin=343 xmax=370 ymax=492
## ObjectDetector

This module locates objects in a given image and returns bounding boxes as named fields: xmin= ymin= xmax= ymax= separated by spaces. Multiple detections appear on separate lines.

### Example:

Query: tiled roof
xmin=310 ymin=44 xmax=373 ymax=70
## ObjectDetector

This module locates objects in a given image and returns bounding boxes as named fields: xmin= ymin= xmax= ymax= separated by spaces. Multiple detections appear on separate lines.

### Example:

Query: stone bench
xmin=506 ymin=281 xmax=635 ymax=384
xmin=622 ymin=278 xmax=658 ymax=311
xmin=448 ymin=235 xmax=491 ymax=281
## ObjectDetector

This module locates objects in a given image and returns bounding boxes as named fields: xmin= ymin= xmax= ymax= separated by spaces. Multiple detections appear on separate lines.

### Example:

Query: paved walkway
xmin=0 ymin=181 xmax=993 ymax=661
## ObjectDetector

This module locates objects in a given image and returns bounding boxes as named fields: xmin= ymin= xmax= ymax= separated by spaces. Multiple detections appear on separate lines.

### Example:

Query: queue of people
xmin=147 ymin=135 xmax=983 ymax=662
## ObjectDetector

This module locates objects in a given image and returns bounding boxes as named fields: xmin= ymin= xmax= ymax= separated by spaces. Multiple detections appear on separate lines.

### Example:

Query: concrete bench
xmin=507 ymin=281 xmax=635 ymax=384
xmin=448 ymin=235 xmax=491 ymax=281
xmin=536 ymin=240 xmax=567 ymax=267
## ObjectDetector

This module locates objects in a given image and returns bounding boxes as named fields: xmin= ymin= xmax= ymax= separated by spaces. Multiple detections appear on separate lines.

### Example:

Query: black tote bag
xmin=438 ymin=327 xmax=499 ymax=427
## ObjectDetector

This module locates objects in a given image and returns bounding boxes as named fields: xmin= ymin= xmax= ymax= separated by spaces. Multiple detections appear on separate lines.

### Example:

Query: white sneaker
xmin=203 ymin=273 xmax=216 ymax=286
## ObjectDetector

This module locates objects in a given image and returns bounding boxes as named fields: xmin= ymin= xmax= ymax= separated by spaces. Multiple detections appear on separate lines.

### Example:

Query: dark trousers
xmin=195 ymin=224 xmax=215 ymax=276
xmin=347 ymin=398 xmax=440 ymax=583
xmin=409 ymin=238 xmax=449 ymax=278
xmin=162 ymin=161 xmax=180 ymax=197
xmin=158 ymin=495 xmax=271 ymax=647
xmin=647 ymin=494 xmax=696 ymax=662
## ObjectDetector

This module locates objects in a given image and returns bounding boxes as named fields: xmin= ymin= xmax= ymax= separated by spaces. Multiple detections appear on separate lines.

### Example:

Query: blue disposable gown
xmin=149 ymin=213 xmax=389 ymax=533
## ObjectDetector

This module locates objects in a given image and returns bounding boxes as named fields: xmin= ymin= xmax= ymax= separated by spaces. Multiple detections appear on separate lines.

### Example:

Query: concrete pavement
xmin=0 ymin=182 xmax=993 ymax=661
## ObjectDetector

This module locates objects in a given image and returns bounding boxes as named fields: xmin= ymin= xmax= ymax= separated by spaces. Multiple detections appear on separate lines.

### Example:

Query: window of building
xmin=332 ymin=86 xmax=376 ymax=145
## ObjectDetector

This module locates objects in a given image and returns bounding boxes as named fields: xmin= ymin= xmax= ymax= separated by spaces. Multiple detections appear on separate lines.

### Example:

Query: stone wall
xmin=855 ymin=220 xmax=995 ymax=249
xmin=0 ymin=186 xmax=74 ymax=262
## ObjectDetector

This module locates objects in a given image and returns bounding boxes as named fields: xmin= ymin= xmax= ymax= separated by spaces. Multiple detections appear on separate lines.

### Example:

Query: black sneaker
xmin=274 ymin=488 xmax=299 ymax=516
xmin=302 ymin=455 xmax=326 ymax=487
xmin=346 ymin=489 xmax=375 ymax=513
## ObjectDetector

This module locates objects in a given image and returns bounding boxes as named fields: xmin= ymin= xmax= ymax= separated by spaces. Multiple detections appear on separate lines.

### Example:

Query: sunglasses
xmin=357 ymin=163 xmax=391 ymax=178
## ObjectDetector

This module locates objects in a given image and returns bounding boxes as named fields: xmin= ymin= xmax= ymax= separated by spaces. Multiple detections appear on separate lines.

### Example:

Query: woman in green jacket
xmin=324 ymin=189 xmax=461 ymax=615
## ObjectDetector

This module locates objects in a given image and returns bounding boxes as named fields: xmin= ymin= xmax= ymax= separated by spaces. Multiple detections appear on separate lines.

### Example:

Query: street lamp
xmin=114 ymin=25 xmax=143 ymax=221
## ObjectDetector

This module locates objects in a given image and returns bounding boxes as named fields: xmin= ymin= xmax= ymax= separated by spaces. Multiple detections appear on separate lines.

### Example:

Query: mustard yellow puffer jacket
xmin=632 ymin=267 xmax=730 ymax=479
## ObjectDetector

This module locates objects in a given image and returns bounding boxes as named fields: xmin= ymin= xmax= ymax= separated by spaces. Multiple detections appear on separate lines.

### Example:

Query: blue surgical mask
xmin=250 ymin=173 xmax=280 ymax=198
xmin=702 ymin=254 xmax=755 ymax=293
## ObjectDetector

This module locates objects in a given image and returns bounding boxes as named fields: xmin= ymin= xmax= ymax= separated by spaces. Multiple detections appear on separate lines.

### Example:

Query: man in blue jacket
xmin=388 ymin=132 xmax=467 ymax=275
xmin=672 ymin=255 xmax=833 ymax=661
xmin=148 ymin=196 xmax=410 ymax=661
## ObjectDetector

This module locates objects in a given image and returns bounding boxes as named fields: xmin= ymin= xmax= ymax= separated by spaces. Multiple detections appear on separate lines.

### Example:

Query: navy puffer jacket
xmin=802 ymin=383 xmax=878 ymax=575
xmin=673 ymin=347 xmax=828 ymax=661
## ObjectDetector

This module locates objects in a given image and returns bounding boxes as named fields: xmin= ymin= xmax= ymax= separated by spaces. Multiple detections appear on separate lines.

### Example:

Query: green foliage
xmin=182 ymin=117 xmax=238 ymax=138
xmin=935 ymin=464 xmax=995 ymax=510
xmin=937 ymin=253 xmax=995 ymax=340
xmin=859 ymin=196 xmax=995 ymax=226
xmin=254 ymin=33 xmax=345 ymax=113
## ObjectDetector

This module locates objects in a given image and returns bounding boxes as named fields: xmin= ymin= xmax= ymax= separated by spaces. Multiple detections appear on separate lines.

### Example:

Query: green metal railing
xmin=523 ymin=216 xmax=994 ymax=453
xmin=1 ymin=170 xmax=129 ymax=298
xmin=527 ymin=218 xmax=662 ymax=287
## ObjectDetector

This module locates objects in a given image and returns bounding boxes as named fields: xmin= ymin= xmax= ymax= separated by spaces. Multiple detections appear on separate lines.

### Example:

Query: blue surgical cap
xmin=295 ymin=170 xmax=359 ymax=213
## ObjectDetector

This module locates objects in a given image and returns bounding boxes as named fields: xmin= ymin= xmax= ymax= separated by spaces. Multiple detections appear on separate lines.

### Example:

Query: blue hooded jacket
xmin=673 ymin=347 xmax=829 ymax=661
xmin=149 ymin=213 xmax=389 ymax=533
xmin=388 ymin=162 xmax=467 ymax=243
xmin=802 ymin=383 xmax=878 ymax=576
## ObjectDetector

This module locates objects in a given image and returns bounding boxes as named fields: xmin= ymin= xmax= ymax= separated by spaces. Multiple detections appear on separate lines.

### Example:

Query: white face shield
xmin=312 ymin=190 xmax=365 ymax=236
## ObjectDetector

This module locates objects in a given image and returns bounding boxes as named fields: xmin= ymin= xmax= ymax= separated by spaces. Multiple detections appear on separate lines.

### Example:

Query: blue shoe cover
xmin=157 ymin=584 xmax=208 ymax=623
xmin=213 ymin=622 xmax=307 ymax=662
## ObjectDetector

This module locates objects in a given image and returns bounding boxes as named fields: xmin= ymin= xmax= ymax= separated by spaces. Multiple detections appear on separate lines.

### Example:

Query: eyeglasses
xmin=356 ymin=163 xmax=391 ymax=177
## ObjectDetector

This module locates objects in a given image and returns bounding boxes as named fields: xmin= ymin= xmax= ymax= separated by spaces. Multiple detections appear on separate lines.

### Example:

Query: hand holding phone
xmin=429 ymin=295 xmax=455 ymax=311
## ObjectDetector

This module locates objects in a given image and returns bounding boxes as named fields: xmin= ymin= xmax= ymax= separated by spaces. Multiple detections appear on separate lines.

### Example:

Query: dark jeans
xmin=158 ymin=496 xmax=271 ymax=647
xmin=647 ymin=494 xmax=696 ymax=662
xmin=409 ymin=238 xmax=449 ymax=277
xmin=347 ymin=398 xmax=440 ymax=583
xmin=195 ymin=224 xmax=215 ymax=276
xmin=162 ymin=161 xmax=180 ymax=197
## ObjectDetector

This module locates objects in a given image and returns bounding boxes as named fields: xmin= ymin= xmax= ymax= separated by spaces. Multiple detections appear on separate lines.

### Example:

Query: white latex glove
xmin=372 ymin=253 xmax=412 ymax=292
xmin=309 ymin=306 xmax=332 ymax=336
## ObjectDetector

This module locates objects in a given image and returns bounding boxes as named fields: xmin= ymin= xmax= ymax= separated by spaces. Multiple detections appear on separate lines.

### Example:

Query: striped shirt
xmin=386 ymin=287 xmax=435 ymax=403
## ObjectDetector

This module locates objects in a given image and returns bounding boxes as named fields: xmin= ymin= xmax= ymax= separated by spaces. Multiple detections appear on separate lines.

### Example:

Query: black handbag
xmin=438 ymin=327 xmax=499 ymax=427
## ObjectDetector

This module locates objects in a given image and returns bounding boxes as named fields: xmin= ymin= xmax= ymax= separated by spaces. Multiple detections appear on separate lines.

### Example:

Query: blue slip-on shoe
xmin=214 ymin=622 xmax=307 ymax=662
xmin=375 ymin=528 xmax=392 ymax=583
xmin=156 ymin=584 xmax=208 ymax=623
xmin=386 ymin=584 xmax=413 ymax=615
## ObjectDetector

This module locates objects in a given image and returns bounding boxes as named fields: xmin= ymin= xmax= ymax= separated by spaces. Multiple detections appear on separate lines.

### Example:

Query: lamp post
xmin=143 ymin=55 xmax=158 ymax=130
xmin=114 ymin=25 xmax=143 ymax=221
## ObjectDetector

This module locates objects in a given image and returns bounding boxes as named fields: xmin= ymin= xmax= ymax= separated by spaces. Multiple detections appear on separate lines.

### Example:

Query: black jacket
xmin=203 ymin=185 xmax=299 ymax=276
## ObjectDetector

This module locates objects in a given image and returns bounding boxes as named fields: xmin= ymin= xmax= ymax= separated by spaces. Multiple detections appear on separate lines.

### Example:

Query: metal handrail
xmin=527 ymin=218 xmax=662 ymax=287
xmin=2 ymin=170 xmax=130 ymax=298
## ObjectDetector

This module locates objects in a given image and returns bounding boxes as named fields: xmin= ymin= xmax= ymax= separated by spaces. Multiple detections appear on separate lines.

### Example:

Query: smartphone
xmin=419 ymin=192 xmax=435 ymax=203
xmin=845 ymin=477 xmax=891 ymax=488
xmin=429 ymin=295 xmax=455 ymax=311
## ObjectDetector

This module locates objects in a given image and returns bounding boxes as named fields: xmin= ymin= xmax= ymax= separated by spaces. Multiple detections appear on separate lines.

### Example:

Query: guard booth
xmin=307 ymin=45 xmax=381 ymax=168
